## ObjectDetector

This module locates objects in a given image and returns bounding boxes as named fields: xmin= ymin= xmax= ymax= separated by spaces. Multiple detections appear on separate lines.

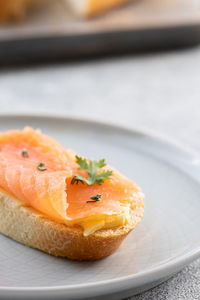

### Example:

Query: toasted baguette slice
xmin=0 ymin=188 xmax=144 ymax=261
xmin=68 ymin=0 xmax=132 ymax=17
xmin=0 ymin=0 xmax=27 ymax=22
xmin=0 ymin=0 xmax=49 ymax=23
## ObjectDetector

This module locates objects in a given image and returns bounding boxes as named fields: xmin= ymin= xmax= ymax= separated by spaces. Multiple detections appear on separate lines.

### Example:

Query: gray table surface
xmin=0 ymin=46 xmax=200 ymax=299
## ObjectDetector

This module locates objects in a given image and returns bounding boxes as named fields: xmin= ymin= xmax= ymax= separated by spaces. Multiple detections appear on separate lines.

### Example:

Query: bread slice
xmin=0 ymin=0 xmax=49 ymax=23
xmin=0 ymin=187 xmax=144 ymax=261
xmin=0 ymin=0 xmax=27 ymax=23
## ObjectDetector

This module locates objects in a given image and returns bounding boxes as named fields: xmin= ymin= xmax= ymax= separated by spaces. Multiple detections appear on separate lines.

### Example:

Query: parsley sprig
xmin=71 ymin=156 xmax=112 ymax=186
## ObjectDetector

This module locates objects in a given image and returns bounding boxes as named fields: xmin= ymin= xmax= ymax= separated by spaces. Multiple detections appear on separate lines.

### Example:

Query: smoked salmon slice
xmin=0 ymin=127 xmax=142 ymax=229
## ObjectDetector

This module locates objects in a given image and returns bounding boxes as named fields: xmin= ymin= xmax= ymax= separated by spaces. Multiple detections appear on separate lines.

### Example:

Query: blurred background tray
xmin=0 ymin=0 xmax=200 ymax=65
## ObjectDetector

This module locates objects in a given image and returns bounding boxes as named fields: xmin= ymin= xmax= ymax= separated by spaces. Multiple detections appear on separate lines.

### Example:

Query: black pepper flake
xmin=37 ymin=162 xmax=47 ymax=171
xmin=22 ymin=149 xmax=29 ymax=158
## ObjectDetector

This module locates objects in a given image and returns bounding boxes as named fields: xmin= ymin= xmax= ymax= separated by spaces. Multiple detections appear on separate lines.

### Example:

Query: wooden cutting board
xmin=0 ymin=0 xmax=200 ymax=65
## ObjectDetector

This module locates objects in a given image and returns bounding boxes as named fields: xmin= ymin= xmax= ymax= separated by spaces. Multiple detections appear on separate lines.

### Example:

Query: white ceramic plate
xmin=0 ymin=115 xmax=200 ymax=300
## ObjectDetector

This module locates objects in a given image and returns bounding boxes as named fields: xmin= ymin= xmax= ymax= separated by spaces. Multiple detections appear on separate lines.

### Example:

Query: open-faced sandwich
xmin=0 ymin=0 xmax=132 ymax=23
xmin=0 ymin=127 xmax=144 ymax=260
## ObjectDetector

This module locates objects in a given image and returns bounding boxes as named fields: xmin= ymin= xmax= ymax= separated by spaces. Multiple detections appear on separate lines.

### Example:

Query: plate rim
xmin=0 ymin=113 xmax=199 ymax=296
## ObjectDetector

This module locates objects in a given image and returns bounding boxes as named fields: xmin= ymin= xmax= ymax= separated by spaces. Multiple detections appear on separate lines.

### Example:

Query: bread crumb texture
xmin=0 ymin=189 xmax=144 ymax=260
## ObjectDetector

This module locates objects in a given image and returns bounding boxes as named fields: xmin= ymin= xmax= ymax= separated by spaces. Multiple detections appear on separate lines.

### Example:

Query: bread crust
xmin=0 ymin=188 xmax=144 ymax=261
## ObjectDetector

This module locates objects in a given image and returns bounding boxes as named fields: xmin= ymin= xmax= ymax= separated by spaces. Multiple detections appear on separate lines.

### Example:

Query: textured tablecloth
xmin=0 ymin=46 xmax=200 ymax=299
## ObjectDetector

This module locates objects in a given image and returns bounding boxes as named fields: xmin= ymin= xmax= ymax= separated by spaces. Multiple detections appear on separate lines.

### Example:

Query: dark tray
xmin=0 ymin=0 xmax=200 ymax=65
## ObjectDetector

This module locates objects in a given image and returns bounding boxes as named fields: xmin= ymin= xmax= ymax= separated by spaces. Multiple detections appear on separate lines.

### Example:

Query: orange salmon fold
xmin=0 ymin=127 xmax=140 ymax=223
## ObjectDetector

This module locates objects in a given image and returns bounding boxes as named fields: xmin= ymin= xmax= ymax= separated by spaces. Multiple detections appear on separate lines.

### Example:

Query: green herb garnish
xmin=87 ymin=194 xmax=102 ymax=203
xmin=37 ymin=162 xmax=47 ymax=171
xmin=22 ymin=149 xmax=29 ymax=158
xmin=71 ymin=156 xmax=113 ymax=186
